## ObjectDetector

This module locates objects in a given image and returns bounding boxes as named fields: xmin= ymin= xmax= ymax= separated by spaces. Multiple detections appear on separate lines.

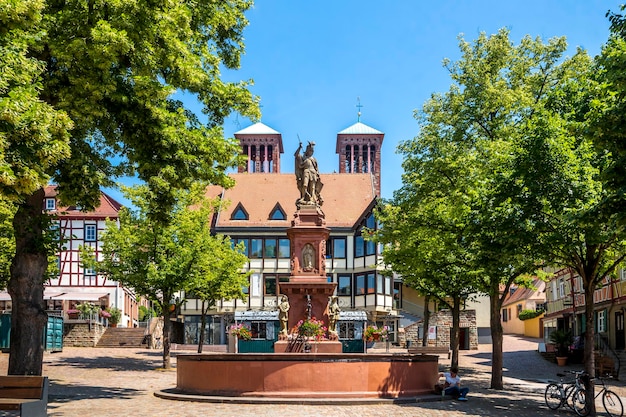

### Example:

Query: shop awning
xmin=47 ymin=292 xmax=109 ymax=301
xmin=0 ymin=291 xmax=109 ymax=302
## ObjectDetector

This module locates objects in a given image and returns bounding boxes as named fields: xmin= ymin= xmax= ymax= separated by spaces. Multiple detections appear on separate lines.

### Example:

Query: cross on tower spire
xmin=356 ymin=97 xmax=363 ymax=122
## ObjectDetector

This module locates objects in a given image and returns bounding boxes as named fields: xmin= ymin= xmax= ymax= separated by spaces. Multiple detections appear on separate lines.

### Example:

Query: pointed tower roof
xmin=235 ymin=122 xmax=280 ymax=135
xmin=338 ymin=122 xmax=383 ymax=135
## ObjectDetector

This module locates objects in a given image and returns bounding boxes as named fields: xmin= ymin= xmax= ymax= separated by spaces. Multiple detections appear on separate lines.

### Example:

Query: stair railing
xmin=594 ymin=333 xmax=621 ymax=378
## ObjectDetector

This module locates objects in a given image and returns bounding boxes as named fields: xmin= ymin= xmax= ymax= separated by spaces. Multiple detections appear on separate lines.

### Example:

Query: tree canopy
xmin=374 ymin=29 xmax=597 ymax=390
xmin=97 ymin=186 xmax=249 ymax=368
xmin=1 ymin=0 xmax=259 ymax=375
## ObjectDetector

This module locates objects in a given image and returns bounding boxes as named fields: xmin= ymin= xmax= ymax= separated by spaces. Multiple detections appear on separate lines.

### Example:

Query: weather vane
xmin=356 ymin=97 xmax=363 ymax=122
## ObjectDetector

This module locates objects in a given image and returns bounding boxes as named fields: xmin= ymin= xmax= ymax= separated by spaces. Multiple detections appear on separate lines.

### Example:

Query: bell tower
xmin=234 ymin=122 xmax=283 ymax=173
xmin=336 ymin=121 xmax=384 ymax=196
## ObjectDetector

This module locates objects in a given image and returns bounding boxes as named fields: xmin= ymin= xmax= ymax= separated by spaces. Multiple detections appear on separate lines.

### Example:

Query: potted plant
xmin=106 ymin=307 xmax=122 ymax=327
xmin=228 ymin=323 xmax=252 ymax=340
xmin=549 ymin=330 xmax=573 ymax=366
xmin=296 ymin=318 xmax=327 ymax=340
xmin=76 ymin=302 xmax=99 ymax=319
xmin=364 ymin=325 xmax=388 ymax=342
xmin=66 ymin=309 xmax=80 ymax=320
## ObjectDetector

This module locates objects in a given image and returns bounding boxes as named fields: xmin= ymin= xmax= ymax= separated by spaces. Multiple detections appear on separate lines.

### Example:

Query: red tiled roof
xmin=502 ymin=278 xmax=546 ymax=307
xmin=207 ymin=173 xmax=376 ymax=229
xmin=44 ymin=185 xmax=121 ymax=218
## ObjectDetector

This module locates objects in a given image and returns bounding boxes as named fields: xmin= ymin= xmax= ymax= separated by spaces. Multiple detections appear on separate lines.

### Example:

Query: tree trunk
xmin=422 ymin=295 xmax=430 ymax=347
xmin=450 ymin=297 xmax=461 ymax=370
xmin=490 ymin=291 xmax=504 ymax=389
xmin=8 ymin=189 xmax=48 ymax=375
xmin=583 ymin=284 xmax=597 ymax=416
xmin=197 ymin=301 xmax=206 ymax=353
xmin=161 ymin=303 xmax=172 ymax=369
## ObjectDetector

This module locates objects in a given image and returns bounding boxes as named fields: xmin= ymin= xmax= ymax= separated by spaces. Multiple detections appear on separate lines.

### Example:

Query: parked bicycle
xmin=578 ymin=375 xmax=623 ymax=417
xmin=545 ymin=370 xmax=588 ymax=416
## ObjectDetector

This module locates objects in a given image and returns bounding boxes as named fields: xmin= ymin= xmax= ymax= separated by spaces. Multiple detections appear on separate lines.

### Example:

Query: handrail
xmin=594 ymin=333 xmax=620 ymax=377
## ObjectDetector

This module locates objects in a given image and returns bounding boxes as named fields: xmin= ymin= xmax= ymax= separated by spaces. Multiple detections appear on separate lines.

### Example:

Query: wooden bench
xmin=0 ymin=376 xmax=48 ymax=417
xmin=408 ymin=346 xmax=451 ymax=359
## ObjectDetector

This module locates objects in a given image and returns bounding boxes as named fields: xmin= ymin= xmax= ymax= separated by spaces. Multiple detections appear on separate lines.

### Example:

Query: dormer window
xmin=231 ymin=203 xmax=249 ymax=220
xmin=45 ymin=198 xmax=56 ymax=211
xmin=269 ymin=203 xmax=286 ymax=220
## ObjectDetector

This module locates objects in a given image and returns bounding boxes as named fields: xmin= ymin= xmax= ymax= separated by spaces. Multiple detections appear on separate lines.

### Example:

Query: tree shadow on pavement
xmin=48 ymin=382 xmax=143 ymax=404
xmin=395 ymin=387 xmax=565 ymax=416
xmin=46 ymin=354 xmax=162 ymax=372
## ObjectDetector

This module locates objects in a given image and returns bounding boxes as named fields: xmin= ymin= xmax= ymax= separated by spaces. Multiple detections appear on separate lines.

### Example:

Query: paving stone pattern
xmin=0 ymin=335 xmax=624 ymax=417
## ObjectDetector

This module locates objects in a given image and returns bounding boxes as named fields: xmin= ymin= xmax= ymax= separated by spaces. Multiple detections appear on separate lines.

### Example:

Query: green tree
xmin=371 ymin=179 xmax=478 ymax=370
xmin=1 ymin=1 xmax=73 ymax=376
xmin=377 ymin=29 xmax=590 ymax=390
xmin=524 ymin=12 xmax=626 ymax=412
xmin=185 ymin=234 xmax=249 ymax=353
xmin=0 ymin=199 xmax=17 ymax=289
xmin=1 ymin=0 xmax=259 ymax=375
xmin=98 ymin=186 xmax=245 ymax=368
xmin=591 ymin=5 xmax=626 ymax=218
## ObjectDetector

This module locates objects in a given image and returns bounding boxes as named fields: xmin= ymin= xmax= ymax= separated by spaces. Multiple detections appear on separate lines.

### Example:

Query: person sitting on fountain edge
xmin=439 ymin=366 xmax=469 ymax=401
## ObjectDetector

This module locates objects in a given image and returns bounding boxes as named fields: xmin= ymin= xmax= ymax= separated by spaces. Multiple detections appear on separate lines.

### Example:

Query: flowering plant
xmin=296 ymin=317 xmax=327 ymax=340
xmin=229 ymin=323 xmax=252 ymax=340
xmin=364 ymin=325 xmax=388 ymax=342
xmin=100 ymin=310 xmax=112 ymax=318
xmin=66 ymin=309 xmax=79 ymax=315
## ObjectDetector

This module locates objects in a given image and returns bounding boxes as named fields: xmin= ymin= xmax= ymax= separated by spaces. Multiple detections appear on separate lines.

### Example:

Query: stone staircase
xmin=95 ymin=327 xmax=147 ymax=348
xmin=613 ymin=349 xmax=626 ymax=380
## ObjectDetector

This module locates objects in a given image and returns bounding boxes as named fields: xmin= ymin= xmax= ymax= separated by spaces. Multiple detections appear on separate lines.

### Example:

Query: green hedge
xmin=518 ymin=309 xmax=544 ymax=321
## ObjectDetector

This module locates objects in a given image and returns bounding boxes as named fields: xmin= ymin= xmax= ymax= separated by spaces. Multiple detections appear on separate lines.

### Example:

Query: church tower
xmin=234 ymin=122 xmax=283 ymax=173
xmin=336 ymin=121 xmax=384 ymax=196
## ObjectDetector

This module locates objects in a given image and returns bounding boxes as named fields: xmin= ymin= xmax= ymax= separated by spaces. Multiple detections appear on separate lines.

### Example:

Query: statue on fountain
xmin=327 ymin=296 xmax=340 ymax=341
xmin=278 ymin=295 xmax=290 ymax=340
xmin=295 ymin=141 xmax=323 ymax=208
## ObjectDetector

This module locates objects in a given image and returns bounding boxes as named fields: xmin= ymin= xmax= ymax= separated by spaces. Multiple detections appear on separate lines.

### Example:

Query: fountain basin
xmin=175 ymin=353 xmax=438 ymax=399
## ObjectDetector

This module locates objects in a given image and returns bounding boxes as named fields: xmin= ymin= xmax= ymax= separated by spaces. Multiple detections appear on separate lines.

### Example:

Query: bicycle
xmin=545 ymin=370 xmax=588 ymax=416
xmin=583 ymin=375 xmax=623 ymax=417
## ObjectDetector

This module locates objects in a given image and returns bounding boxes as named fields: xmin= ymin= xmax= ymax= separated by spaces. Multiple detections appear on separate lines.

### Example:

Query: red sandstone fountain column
xmin=280 ymin=207 xmax=336 ymax=332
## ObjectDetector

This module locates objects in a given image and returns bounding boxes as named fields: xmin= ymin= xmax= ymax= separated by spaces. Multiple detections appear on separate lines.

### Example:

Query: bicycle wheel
xmin=602 ymin=389 xmax=624 ymax=417
xmin=572 ymin=388 xmax=590 ymax=417
xmin=545 ymin=383 xmax=563 ymax=410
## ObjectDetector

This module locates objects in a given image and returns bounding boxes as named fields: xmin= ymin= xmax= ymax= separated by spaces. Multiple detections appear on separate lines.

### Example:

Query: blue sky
xmin=108 ymin=1 xmax=616 ymax=205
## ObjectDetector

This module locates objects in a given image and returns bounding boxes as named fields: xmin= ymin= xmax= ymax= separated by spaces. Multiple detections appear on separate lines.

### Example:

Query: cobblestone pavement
xmin=0 ymin=335 xmax=624 ymax=417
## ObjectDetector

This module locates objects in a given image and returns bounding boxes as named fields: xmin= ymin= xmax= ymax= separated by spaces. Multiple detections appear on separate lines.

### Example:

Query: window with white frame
xmin=621 ymin=269 xmax=626 ymax=281
xmin=45 ymin=198 xmax=56 ymax=211
xmin=558 ymin=278 xmax=565 ymax=298
xmin=597 ymin=310 xmax=607 ymax=333
xmin=85 ymin=224 xmax=97 ymax=242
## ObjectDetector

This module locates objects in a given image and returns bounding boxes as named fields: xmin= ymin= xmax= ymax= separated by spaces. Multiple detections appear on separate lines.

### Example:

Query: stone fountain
xmin=163 ymin=141 xmax=440 ymax=402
